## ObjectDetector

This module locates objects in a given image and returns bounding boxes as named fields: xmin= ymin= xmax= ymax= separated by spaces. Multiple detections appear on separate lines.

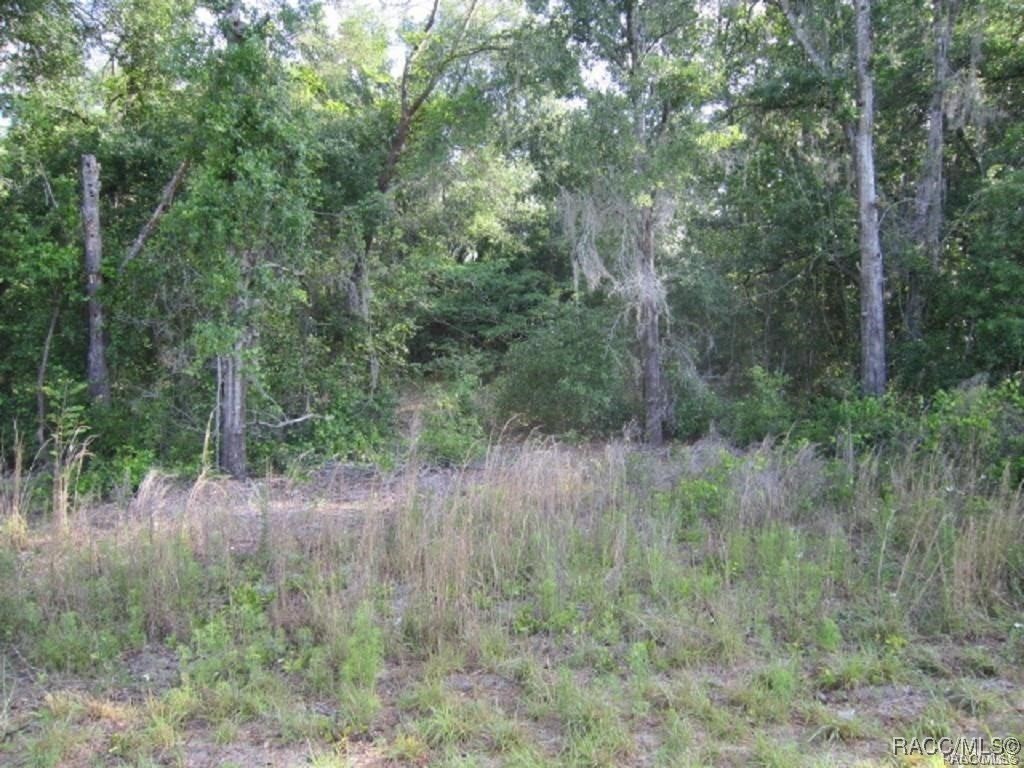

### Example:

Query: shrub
xmin=79 ymin=446 xmax=157 ymax=498
xmin=181 ymin=581 xmax=284 ymax=686
xmin=308 ymin=387 xmax=395 ymax=464
xmin=671 ymin=375 xmax=722 ymax=440
xmin=723 ymin=366 xmax=795 ymax=445
xmin=799 ymin=377 xmax=1024 ymax=482
xmin=493 ymin=305 xmax=639 ymax=436
xmin=416 ymin=373 xmax=486 ymax=465
xmin=798 ymin=390 xmax=915 ymax=453
xmin=922 ymin=379 xmax=1024 ymax=480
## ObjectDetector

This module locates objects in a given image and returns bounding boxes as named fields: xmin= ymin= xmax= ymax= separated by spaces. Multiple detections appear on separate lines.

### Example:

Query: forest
xmin=1 ymin=0 xmax=1023 ymax=766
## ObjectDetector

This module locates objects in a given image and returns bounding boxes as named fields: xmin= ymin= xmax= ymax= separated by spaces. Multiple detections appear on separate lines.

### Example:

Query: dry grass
xmin=1 ymin=439 xmax=1022 ymax=766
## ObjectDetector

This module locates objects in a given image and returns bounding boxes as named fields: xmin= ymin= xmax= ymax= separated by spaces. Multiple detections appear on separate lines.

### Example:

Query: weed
xmin=816 ymin=617 xmax=843 ymax=652
xmin=815 ymin=648 xmax=903 ymax=691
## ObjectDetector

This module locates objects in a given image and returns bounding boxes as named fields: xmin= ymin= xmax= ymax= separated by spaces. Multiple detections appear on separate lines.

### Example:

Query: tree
xmin=140 ymin=3 xmax=317 ymax=478
xmin=903 ymin=0 xmax=960 ymax=342
xmin=549 ymin=0 xmax=706 ymax=444
xmin=322 ymin=0 xmax=516 ymax=388
xmin=853 ymin=0 xmax=885 ymax=395
xmin=771 ymin=0 xmax=886 ymax=394
xmin=80 ymin=154 xmax=110 ymax=405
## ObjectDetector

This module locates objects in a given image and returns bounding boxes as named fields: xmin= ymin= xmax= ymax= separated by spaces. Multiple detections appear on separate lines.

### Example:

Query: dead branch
xmin=120 ymin=159 xmax=189 ymax=273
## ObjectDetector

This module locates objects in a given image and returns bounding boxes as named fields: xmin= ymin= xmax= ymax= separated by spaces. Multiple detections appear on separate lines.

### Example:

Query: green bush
xmin=723 ymin=366 xmax=795 ymax=444
xmin=79 ymin=446 xmax=158 ymax=498
xmin=798 ymin=378 xmax=1024 ymax=482
xmin=341 ymin=601 xmax=384 ymax=689
xmin=922 ymin=378 xmax=1024 ymax=480
xmin=181 ymin=581 xmax=284 ymax=685
xmin=36 ymin=610 xmax=125 ymax=673
xmin=493 ymin=305 xmax=639 ymax=436
xmin=416 ymin=373 xmax=486 ymax=465
xmin=308 ymin=387 xmax=395 ymax=464
xmin=798 ymin=390 xmax=916 ymax=453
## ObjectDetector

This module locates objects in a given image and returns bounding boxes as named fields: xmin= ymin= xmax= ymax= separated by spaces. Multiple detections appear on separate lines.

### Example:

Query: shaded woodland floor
xmin=2 ymin=441 xmax=1022 ymax=767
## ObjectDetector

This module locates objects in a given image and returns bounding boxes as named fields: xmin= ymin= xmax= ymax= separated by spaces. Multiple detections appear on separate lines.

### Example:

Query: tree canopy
xmin=2 ymin=0 xmax=1023 ymax=476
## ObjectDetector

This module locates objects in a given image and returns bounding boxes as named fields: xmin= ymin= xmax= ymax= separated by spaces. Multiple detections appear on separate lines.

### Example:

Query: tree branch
xmin=120 ymin=159 xmax=189 ymax=273
xmin=256 ymin=413 xmax=319 ymax=429
xmin=378 ymin=0 xmax=486 ymax=193
xmin=772 ymin=0 xmax=831 ymax=76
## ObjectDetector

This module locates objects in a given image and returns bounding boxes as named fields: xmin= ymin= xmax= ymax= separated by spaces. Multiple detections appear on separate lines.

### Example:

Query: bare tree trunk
xmin=638 ymin=209 xmax=665 ymax=446
xmin=640 ymin=307 xmax=665 ymax=446
xmin=854 ymin=0 xmax=886 ymax=396
xmin=218 ymin=346 xmax=247 ymax=479
xmin=80 ymin=154 xmax=111 ymax=406
xmin=776 ymin=0 xmax=887 ymax=392
xmin=349 ymin=235 xmax=379 ymax=392
xmin=905 ymin=0 xmax=956 ymax=340
xmin=217 ymin=248 xmax=256 ymax=480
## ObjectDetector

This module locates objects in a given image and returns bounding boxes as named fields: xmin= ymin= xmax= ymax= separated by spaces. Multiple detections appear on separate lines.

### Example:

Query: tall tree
xmin=552 ymin=0 xmax=705 ymax=444
xmin=324 ymin=0 xmax=515 ymax=388
xmin=151 ymin=2 xmax=317 ymax=478
xmin=904 ymin=0 xmax=960 ymax=341
xmin=853 ymin=0 xmax=885 ymax=395
xmin=773 ymin=0 xmax=886 ymax=394
xmin=80 ymin=154 xmax=111 ymax=406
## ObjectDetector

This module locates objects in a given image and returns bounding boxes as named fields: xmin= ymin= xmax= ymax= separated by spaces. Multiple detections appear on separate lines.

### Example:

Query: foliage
xmin=416 ymin=373 xmax=486 ymax=466
xmin=723 ymin=366 xmax=796 ymax=445
xmin=670 ymin=375 xmax=723 ymax=441
xmin=181 ymin=581 xmax=284 ymax=686
xmin=407 ymin=257 xmax=558 ymax=368
xmin=798 ymin=389 xmax=917 ymax=453
xmin=493 ymin=305 xmax=639 ymax=436
xmin=305 ymin=385 xmax=396 ymax=465
xmin=922 ymin=379 xmax=1024 ymax=480
xmin=793 ymin=378 xmax=1024 ymax=483
xmin=1 ymin=0 xmax=1024 ymax=471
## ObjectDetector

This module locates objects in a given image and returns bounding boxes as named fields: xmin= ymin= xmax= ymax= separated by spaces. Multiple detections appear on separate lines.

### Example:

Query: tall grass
xmin=3 ymin=439 xmax=1022 ymax=667
xmin=3 ymin=438 xmax=1023 ymax=765
xmin=0 ymin=440 xmax=1019 ymax=722
xmin=49 ymin=425 xmax=91 ymax=535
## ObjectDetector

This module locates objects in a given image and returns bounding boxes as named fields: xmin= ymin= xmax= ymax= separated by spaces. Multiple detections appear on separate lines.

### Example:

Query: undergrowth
xmin=1 ymin=439 xmax=1022 ymax=766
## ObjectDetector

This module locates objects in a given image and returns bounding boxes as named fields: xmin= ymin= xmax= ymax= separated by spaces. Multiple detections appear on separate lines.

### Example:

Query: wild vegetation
xmin=2 ymin=0 xmax=1024 ymax=765
xmin=2 ymin=436 xmax=1022 ymax=766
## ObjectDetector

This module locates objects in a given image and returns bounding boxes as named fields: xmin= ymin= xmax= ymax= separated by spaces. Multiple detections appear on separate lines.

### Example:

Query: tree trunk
xmin=640 ymin=305 xmax=664 ymax=446
xmin=218 ymin=348 xmax=247 ymax=479
xmin=348 ymin=236 xmax=379 ymax=392
xmin=80 ymin=154 xmax=111 ymax=406
xmin=854 ymin=0 xmax=886 ymax=396
xmin=638 ymin=209 xmax=665 ymax=446
xmin=217 ymin=247 xmax=255 ymax=480
xmin=905 ymin=0 xmax=956 ymax=340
